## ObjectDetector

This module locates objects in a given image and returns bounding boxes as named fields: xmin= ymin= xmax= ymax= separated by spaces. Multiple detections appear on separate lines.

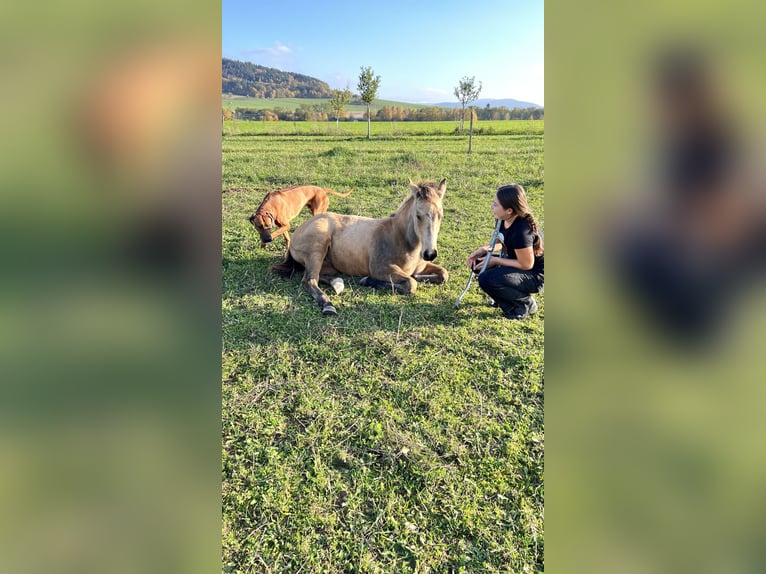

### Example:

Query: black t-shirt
xmin=497 ymin=217 xmax=544 ymax=274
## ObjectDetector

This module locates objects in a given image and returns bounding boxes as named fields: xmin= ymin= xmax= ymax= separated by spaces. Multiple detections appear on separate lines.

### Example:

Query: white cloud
xmin=270 ymin=41 xmax=292 ymax=55
xmin=244 ymin=41 xmax=293 ymax=58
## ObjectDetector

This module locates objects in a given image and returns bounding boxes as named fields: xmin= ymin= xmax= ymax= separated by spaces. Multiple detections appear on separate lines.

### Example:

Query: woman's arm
xmin=479 ymin=246 xmax=535 ymax=271
xmin=466 ymin=242 xmax=503 ymax=267
xmin=466 ymin=247 xmax=485 ymax=268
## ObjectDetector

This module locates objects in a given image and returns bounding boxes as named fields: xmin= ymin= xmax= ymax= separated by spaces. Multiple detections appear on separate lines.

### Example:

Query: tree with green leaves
xmin=453 ymin=75 xmax=482 ymax=131
xmin=357 ymin=66 xmax=381 ymax=140
xmin=329 ymin=86 xmax=352 ymax=131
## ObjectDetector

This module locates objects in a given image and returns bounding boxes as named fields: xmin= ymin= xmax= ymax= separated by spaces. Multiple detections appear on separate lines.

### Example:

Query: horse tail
xmin=270 ymin=251 xmax=303 ymax=278
xmin=326 ymin=187 xmax=354 ymax=198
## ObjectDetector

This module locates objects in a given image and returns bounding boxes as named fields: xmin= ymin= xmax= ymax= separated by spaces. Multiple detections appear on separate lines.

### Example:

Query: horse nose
xmin=423 ymin=249 xmax=437 ymax=261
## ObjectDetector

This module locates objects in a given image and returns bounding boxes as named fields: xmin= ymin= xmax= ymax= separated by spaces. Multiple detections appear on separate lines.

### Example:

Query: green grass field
xmin=223 ymin=119 xmax=543 ymax=138
xmin=222 ymin=121 xmax=544 ymax=573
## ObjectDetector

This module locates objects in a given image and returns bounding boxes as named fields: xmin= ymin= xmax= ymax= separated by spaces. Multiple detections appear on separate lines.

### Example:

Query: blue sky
xmin=222 ymin=0 xmax=544 ymax=105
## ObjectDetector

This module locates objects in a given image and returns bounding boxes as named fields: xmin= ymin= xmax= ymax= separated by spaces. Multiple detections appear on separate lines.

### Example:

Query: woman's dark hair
xmin=496 ymin=184 xmax=544 ymax=255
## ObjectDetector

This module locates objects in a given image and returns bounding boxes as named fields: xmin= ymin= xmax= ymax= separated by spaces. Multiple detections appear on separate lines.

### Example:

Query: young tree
xmin=468 ymin=106 xmax=478 ymax=154
xmin=453 ymin=76 xmax=482 ymax=131
xmin=357 ymin=66 xmax=381 ymax=140
xmin=329 ymin=86 xmax=352 ymax=131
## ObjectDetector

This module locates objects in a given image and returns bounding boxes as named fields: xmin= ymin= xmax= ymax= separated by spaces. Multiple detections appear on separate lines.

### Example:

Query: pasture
xmin=223 ymin=118 xmax=543 ymax=138
xmin=222 ymin=120 xmax=544 ymax=573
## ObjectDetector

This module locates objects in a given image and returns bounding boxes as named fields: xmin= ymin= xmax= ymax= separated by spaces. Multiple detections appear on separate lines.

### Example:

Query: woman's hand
xmin=475 ymin=254 xmax=500 ymax=270
xmin=466 ymin=248 xmax=487 ymax=269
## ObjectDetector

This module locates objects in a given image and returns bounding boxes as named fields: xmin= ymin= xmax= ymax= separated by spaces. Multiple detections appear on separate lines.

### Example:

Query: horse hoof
xmin=322 ymin=305 xmax=337 ymax=316
xmin=329 ymin=277 xmax=345 ymax=295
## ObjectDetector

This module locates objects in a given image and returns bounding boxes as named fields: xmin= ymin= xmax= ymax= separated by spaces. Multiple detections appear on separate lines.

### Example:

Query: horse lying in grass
xmin=271 ymin=179 xmax=449 ymax=315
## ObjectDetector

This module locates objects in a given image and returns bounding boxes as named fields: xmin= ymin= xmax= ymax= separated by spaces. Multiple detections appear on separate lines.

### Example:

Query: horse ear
xmin=407 ymin=178 xmax=419 ymax=194
xmin=436 ymin=178 xmax=447 ymax=197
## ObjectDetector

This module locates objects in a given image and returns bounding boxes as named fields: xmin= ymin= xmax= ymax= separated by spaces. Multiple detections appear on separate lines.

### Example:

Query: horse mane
xmin=393 ymin=194 xmax=414 ymax=215
xmin=413 ymin=181 xmax=442 ymax=200
xmin=393 ymin=181 xmax=441 ymax=215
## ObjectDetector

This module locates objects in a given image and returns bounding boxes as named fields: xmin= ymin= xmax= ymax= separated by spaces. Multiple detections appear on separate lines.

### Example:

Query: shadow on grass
xmin=223 ymin=267 xmax=541 ymax=351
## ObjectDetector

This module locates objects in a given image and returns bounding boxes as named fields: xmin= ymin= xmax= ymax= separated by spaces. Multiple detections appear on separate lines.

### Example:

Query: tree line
xmin=376 ymin=105 xmax=543 ymax=121
xmin=230 ymin=104 xmax=332 ymax=122
xmin=228 ymin=103 xmax=543 ymax=122
xmin=223 ymin=64 xmax=542 ymax=154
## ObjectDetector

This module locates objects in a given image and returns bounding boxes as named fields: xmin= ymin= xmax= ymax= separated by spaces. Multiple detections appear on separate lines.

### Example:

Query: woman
xmin=466 ymin=184 xmax=544 ymax=319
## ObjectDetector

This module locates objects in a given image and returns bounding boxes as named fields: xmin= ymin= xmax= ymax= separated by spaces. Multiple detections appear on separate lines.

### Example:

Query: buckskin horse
xmin=271 ymin=179 xmax=449 ymax=315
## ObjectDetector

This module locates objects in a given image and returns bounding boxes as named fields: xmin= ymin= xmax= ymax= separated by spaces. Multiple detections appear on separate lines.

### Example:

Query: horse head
xmin=407 ymin=178 xmax=446 ymax=261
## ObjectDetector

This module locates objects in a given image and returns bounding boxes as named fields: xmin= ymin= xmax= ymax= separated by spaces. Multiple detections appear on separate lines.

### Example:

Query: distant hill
xmin=222 ymin=58 xmax=333 ymax=98
xmin=434 ymin=98 xmax=542 ymax=109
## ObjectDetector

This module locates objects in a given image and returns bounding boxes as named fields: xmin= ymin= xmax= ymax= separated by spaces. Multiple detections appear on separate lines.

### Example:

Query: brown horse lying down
xmin=248 ymin=184 xmax=354 ymax=250
xmin=271 ymin=179 xmax=448 ymax=315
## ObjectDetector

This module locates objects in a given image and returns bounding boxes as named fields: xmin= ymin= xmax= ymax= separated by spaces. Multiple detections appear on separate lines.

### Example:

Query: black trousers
xmin=478 ymin=267 xmax=543 ymax=317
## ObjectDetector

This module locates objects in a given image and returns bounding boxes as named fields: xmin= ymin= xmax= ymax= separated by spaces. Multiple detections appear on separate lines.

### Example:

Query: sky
xmin=222 ymin=0 xmax=544 ymax=106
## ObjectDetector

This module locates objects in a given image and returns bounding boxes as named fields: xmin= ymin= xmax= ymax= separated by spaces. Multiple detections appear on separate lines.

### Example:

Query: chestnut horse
xmin=271 ymin=179 xmax=449 ymax=315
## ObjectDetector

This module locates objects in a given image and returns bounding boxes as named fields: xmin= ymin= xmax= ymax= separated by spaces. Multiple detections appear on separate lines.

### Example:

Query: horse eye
xmin=417 ymin=214 xmax=423 ymax=221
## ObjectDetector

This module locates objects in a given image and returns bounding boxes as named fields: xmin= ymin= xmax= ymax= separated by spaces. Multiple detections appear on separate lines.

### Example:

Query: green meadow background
xmin=222 ymin=120 xmax=544 ymax=572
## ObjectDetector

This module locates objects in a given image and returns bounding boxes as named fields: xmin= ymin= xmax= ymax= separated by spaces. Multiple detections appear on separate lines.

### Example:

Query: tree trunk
xmin=366 ymin=104 xmax=371 ymax=139
xmin=468 ymin=108 xmax=474 ymax=154
xmin=460 ymin=104 xmax=465 ymax=131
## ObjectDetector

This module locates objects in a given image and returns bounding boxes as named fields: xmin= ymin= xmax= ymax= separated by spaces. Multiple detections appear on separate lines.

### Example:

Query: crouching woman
xmin=466 ymin=184 xmax=544 ymax=319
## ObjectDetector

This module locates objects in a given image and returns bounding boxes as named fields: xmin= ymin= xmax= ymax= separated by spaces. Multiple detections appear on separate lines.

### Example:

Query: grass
xmin=223 ymin=119 xmax=544 ymax=138
xmin=222 ymin=121 xmax=544 ymax=573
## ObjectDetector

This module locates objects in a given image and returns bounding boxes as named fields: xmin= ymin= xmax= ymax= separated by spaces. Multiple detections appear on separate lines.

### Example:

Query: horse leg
xmin=361 ymin=265 xmax=417 ymax=294
xmin=302 ymin=275 xmax=337 ymax=315
xmin=413 ymin=262 xmax=449 ymax=284
xmin=316 ymin=262 xmax=344 ymax=295
xmin=314 ymin=258 xmax=344 ymax=294
xmin=300 ymin=253 xmax=338 ymax=315
xmin=358 ymin=276 xmax=399 ymax=291
xmin=319 ymin=275 xmax=344 ymax=294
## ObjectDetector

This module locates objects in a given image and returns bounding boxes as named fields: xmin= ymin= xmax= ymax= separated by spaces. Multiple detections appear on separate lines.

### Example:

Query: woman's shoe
xmin=528 ymin=297 xmax=538 ymax=315
xmin=504 ymin=298 xmax=538 ymax=320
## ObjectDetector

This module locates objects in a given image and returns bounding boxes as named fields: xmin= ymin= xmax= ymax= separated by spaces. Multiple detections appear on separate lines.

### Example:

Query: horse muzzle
xmin=423 ymin=249 xmax=438 ymax=261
